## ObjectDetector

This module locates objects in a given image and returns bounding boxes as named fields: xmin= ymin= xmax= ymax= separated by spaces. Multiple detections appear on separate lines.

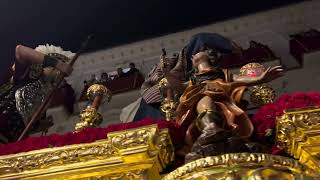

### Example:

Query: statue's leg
xmin=185 ymin=96 xmax=232 ymax=163
xmin=176 ymin=122 xmax=199 ymax=157
xmin=195 ymin=96 xmax=229 ymax=145
xmin=185 ymin=97 xmax=268 ymax=163
xmin=185 ymin=122 xmax=200 ymax=147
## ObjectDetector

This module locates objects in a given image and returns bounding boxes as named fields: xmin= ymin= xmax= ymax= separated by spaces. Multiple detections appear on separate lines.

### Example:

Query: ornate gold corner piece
xmin=276 ymin=106 xmax=320 ymax=174
xmin=0 ymin=126 xmax=174 ymax=180
xmin=299 ymin=144 xmax=320 ymax=174
xmin=107 ymin=125 xmax=158 ymax=155
xmin=163 ymin=153 xmax=317 ymax=180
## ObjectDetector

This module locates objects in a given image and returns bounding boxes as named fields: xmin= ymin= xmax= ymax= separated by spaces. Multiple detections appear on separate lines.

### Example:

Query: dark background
xmin=0 ymin=0 xmax=304 ymax=75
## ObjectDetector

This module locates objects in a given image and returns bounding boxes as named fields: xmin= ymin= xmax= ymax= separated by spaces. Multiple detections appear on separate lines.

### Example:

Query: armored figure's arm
xmin=15 ymin=45 xmax=45 ymax=64
xmin=14 ymin=45 xmax=73 ymax=81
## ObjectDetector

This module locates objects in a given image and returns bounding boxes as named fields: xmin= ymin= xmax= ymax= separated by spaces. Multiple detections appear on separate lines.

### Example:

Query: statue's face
xmin=192 ymin=52 xmax=209 ymax=67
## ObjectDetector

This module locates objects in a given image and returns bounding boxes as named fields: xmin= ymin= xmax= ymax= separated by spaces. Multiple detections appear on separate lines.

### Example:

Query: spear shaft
xmin=17 ymin=35 xmax=92 ymax=141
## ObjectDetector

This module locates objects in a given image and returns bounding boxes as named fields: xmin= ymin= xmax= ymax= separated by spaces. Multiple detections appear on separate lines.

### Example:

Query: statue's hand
xmin=258 ymin=66 xmax=284 ymax=83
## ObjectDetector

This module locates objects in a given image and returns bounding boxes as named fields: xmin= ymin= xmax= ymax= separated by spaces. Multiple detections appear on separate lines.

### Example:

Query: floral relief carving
xmin=0 ymin=142 xmax=117 ymax=172
xmin=109 ymin=127 xmax=156 ymax=150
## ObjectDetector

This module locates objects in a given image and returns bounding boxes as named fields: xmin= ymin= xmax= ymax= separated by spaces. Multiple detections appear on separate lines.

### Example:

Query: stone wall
xmin=42 ymin=1 xmax=320 ymax=135
xmin=66 ymin=1 xmax=320 ymax=98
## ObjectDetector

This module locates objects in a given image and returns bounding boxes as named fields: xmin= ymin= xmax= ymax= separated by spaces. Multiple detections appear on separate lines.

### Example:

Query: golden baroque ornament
xmin=97 ymin=169 xmax=146 ymax=180
xmin=87 ymin=84 xmax=112 ymax=103
xmin=110 ymin=129 xmax=152 ymax=149
xmin=159 ymin=77 xmax=179 ymax=121
xmin=159 ymin=78 xmax=169 ymax=88
xmin=163 ymin=153 xmax=317 ymax=180
xmin=0 ymin=141 xmax=117 ymax=173
xmin=0 ymin=126 xmax=174 ymax=179
xmin=276 ymin=106 xmax=320 ymax=173
xmin=276 ymin=107 xmax=320 ymax=154
xmin=107 ymin=125 xmax=159 ymax=156
xmin=75 ymin=84 xmax=112 ymax=131
xmin=160 ymin=98 xmax=178 ymax=121
xmin=250 ymin=84 xmax=276 ymax=105
xmin=75 ymin=107 xmax=103 ymax=131
xmin=155 ymin=129 xmax=175 ymax=168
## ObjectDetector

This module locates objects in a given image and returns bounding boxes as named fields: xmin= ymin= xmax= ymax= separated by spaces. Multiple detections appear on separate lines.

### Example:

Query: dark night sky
xmin=0 ymin=0 xmax=304 ymax=75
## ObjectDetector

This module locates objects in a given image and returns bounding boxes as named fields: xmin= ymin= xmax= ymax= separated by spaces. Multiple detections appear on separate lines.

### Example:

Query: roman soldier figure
xmin=0 ymin=44 xmax=74 ymax=142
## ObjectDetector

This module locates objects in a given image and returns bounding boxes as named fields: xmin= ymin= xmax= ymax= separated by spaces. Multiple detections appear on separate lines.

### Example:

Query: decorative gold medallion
xmin=250 ymin=84 xmax=276 ymax=105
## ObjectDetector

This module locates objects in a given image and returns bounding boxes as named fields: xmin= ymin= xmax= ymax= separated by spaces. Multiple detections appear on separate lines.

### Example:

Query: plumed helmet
xmin=35 ymin=44 xmax=75 ymax=62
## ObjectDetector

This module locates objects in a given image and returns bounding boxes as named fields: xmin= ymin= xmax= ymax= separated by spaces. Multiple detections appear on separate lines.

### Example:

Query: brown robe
xmin=176 ymin=69 xmax=253 ymax=145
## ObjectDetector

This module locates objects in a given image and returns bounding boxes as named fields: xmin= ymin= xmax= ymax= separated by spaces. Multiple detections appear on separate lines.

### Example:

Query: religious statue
xmin=0 ymin=44 xmax=74 ymax=142
xmin=120 ymin=48 xmax=188 ymax=122
xmin=174 ymin=46 xmax=284 ymax=162
xmin=120 ymin=32 xmax=244 ymax=123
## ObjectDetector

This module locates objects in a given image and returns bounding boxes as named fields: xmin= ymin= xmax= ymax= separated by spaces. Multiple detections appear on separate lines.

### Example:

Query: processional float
xmin=0 ymin=35 xmax=319 ymax=179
